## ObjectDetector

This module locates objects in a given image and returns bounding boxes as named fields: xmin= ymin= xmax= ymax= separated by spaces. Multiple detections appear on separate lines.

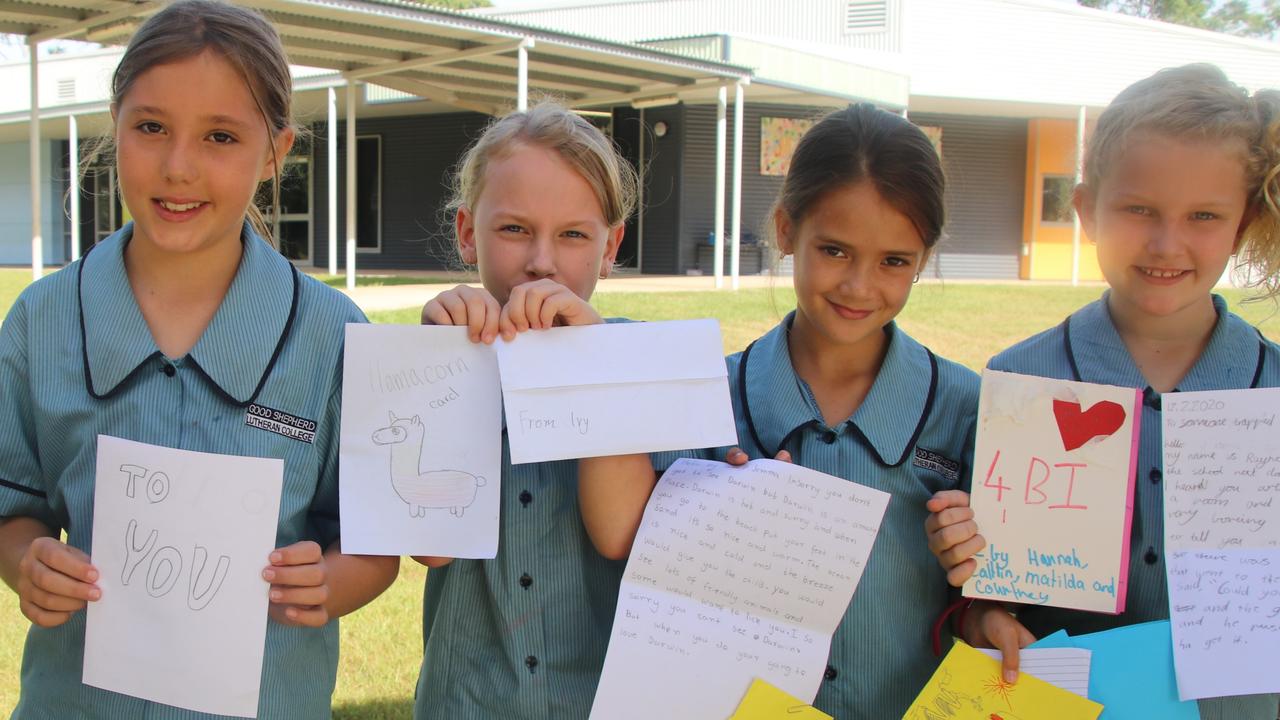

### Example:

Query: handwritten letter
xmin=339 ymin=324 xmax=502 ymax=557
xmin=964 ymin=370 xmax=1141 ymax=613
xmin=495 ymin=319 xmax=737 ymax=464
xmin=84 ymin=436 xmax=283 ymax=717
xmin=589 ymin=458 xmax=889 ymax=719
xmin=1163 ymin=387 xmax=1280 ymax=700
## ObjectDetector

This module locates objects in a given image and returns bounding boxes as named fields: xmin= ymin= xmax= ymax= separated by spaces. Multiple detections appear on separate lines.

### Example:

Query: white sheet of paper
xmin=975 ymin=647 xmax=1092 ymax=698
xmin=1162 ymin=387 xmax=1280 ymax=701
xmin=964 ymin=369 xmax=1141 ymax=614
xmin=339 ymin=324 xmax=502 ymax=557
xmin=495 ymin=319 xmax=737 ymax=464
xmin=83 ymin=435 xmax=283 ymax=718
xmin=589 ymin=458 xmax=890 ymax=720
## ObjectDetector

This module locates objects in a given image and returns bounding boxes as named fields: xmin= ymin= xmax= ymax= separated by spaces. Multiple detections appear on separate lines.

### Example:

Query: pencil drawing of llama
xmin=372 ymin=412 xmax=486 ymax=518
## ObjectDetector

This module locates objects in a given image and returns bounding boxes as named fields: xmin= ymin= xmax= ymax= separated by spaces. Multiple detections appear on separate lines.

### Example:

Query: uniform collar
xmin=1064 ymin=292 xmax=1263 ymax=392
xmin=741 ymin=313 xmax=937 ymax=467
xmin=79 ymin=222 xmax=299 ymax=404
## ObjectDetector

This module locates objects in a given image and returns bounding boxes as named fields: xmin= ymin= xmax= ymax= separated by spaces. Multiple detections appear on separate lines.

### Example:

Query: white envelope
xmin=495 ymin=319 xmax=738 ymax=464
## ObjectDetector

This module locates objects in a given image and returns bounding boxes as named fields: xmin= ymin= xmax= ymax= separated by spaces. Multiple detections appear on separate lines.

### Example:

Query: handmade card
xmin=1162 ymin=387 xmax=1280 ymax=701
xmin=494 ymin=319 xmax=737 ymax=464
xmin=83 ymin=436 xmax=284 ymax=718
xmin=339 ymin=324 xmax=502 ymax=558
xmin=589 ymin=458 xmax=889 ymax=719
xmin=904 ymin=641 xmax=1103 ymax=720
xmin=963 ymin=370 xmax=1141 ymax=613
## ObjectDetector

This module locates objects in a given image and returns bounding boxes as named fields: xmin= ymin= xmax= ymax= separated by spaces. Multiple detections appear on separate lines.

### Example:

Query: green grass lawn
xmin=0 ymin=270 xmax=1278 ymax=717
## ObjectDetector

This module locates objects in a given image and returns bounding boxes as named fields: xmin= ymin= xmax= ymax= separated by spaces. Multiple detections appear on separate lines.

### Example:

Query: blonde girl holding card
xmin=0 ymin=2 xmax=397 ymax=717
xmin=579 ymin=103 xmax=981 ymax=719
xmin=413 ymin=102 xmax=683 ymax=719
xmin=925 ymin=64 xmax=1280 ymax=720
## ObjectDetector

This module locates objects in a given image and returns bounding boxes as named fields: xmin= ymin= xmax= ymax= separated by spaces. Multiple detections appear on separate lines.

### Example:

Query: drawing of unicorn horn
xmin=372 ymin=412 xmax=486 ymax=518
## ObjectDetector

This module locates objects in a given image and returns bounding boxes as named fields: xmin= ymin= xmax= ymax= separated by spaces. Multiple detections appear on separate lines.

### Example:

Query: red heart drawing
xmin=1052 ymin=399 xmax=1126 ymax=451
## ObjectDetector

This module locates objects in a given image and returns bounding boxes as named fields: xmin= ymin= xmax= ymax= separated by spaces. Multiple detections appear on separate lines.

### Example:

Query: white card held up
xmin=83 ymin=435 xmax=283 ymax=718
xmin=964 ymin=370 xmax=1141 ymax=614
xmin=1162 ymin=387 xmax=1280 ymax=701
xmin=589 ymin=458 xmax=890 ymax=720
xmin=340 ymin=324 xmax=502 ymax=558
xmin=494 ymin=319 xmax=737 ymax=464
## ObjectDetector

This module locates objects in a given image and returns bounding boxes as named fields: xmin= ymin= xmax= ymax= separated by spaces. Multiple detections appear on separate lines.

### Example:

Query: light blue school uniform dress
xmin=0 ymin=223 xmax=364 ymax=720
xmin=413 ymin=319 xmax=682 ymax=720
xmin=714 ymin=314 xmax=979 ymax=720
xmin=990 ymin=292 xmax=1280 ymax=720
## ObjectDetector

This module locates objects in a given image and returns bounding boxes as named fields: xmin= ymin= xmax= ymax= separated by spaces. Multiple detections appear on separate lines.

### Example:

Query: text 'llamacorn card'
xmin=963 ymin=369 xmax=1141 ymax=614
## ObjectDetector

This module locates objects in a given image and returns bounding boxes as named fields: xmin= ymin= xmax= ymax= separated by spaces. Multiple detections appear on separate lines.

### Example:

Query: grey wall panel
xmin=678 ymin=102 xmax=822 ymax=275
xmin=312 ymin=112 xmax=490 ymax=271
xmin=909 ymin=112 xmax=1026 ymax=280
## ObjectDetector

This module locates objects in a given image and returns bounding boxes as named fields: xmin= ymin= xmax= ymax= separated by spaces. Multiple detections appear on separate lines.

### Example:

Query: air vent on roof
xmin=57 ymin=78 xmax=75 ymax=102
xmin=845 ymin=0 xmax=888 ymax=33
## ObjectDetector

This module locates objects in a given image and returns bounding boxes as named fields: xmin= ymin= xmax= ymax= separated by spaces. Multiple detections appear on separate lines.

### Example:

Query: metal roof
xmin=0 ymin=0 xmax=752 ymax=114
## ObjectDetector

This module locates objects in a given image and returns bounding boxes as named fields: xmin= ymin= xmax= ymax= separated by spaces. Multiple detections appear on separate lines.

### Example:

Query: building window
xmin=760 ymin=117 xmax=817 ymax=176
xmin=844 ymin=0 xmax=888 ymax=34
xmin=1041 ymin=175 xmax=1076 ymax=224
xmin=277 ymin=154 xmax=311 ymax=262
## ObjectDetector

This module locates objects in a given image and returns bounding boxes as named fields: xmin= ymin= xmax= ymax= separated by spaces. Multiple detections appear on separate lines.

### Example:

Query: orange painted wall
xmin=1024 ymin=118 xmax=1103 ymax=281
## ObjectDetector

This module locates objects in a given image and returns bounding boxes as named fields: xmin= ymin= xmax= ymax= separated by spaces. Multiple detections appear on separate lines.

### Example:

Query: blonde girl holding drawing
xmin=925 ymin=64 xmax=1280 ymax=720
xmin=579 ymin=103 xmax=981 ymax=719
xmin=0 ymin=1 xmax=397 ymax=717
xmin=413 ymin=103 xmax=681 ymax=719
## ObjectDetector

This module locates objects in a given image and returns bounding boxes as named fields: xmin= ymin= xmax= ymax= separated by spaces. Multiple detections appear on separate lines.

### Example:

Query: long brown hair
xmin=86 ymin=0 xmax=295 ymax=244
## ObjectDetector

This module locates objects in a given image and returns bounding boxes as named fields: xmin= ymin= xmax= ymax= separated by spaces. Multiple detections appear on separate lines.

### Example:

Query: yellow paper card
xmin=904 ymin=642 xmax=1103 ymax=720
xmin=728 ymin=678 xmax=833 ymax=719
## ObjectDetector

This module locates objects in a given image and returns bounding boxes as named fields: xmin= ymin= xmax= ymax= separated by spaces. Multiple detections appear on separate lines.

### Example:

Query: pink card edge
xmin=1112 ymin=388 xmax=1142 ymax=614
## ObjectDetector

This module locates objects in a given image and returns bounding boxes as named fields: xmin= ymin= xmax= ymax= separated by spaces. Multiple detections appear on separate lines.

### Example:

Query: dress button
xmin=519 ymin=573 xmax=533 ymax=589
xmin=821 ymin=431 xmax=838 ymax=445
xmin=1143 ymin=387 xmax=1162 ymax=411
xmin=519 ymin=490 xmax=533 ymax=507
xmin=1144 ymin=547 xmax=1159 ymax=565
xmin=525 ymin=655 xmax=539 ymax=672
xmin=161 ymin=363 xmax=176 ymax=377
xmin=1149 ymin=467 xmax=1162 ymax=484
xmin=824 ymin=665 xmax=838 ymax=680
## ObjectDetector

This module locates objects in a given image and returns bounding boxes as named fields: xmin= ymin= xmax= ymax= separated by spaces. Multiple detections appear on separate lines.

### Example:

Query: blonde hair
xmin=84 ymin=0 xmax=295 ymax=245
xmin=448 ymin=102 xmax=638 ymax=233
xmin=1085 ymin=64 xmax=1280 ymax=299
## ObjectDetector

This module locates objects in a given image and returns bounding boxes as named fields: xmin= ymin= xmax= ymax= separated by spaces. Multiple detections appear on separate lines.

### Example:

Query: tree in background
xmin=1078 ymin=0 xmax=1279 ymax=39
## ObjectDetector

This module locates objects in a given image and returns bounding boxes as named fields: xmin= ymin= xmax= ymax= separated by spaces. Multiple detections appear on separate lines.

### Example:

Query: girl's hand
xmin=16 ymin=537 xmax=100 ymax=628
xmin=724 ymin=448 xmax=792 ymax=466
xmin=411 ymin=556 xmax=453 ymax=568
xmin=264 ymin=541 xmax=330 ymax=627
xmin=961 ymin=601 xmax=1036 ymax=684
xmin=499 ymin=279 xmax=602 ymax=340
xmin=421 ymin=285 xmax=502 ymax=344
xmin=925 ymin=490 xmax=985 ymax=586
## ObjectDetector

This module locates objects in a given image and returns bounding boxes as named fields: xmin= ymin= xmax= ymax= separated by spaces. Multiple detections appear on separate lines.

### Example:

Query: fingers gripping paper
xmin=589 ymin=459 xmax=889 ymax=719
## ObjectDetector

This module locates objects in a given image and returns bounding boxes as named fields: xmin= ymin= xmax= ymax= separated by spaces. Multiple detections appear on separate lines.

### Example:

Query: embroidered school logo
xmin=244 ymin=403 xmax=316 ymax=444
xmin=913 ymin=447 xmax=960 ymax=482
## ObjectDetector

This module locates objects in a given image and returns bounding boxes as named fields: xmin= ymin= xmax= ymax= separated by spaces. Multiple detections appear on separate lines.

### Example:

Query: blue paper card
xmin=1030 ymin=621 xmax=1199 ymax=720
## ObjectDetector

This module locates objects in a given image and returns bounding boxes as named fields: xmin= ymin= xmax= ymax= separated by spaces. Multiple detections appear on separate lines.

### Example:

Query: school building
xmin=3 ymin=0 xmax=1280 ymax=283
